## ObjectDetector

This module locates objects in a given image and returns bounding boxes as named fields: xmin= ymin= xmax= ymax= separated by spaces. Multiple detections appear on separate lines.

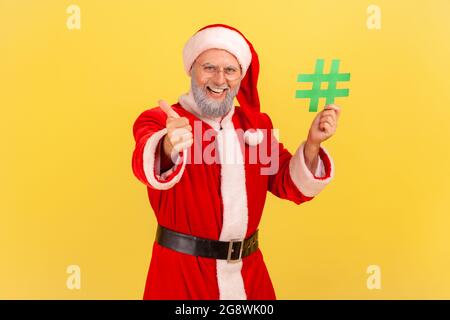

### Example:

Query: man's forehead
xmin=195 ymin=49 xmax=240 ymax=66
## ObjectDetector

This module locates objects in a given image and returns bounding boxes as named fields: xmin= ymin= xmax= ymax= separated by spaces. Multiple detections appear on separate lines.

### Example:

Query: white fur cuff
xmin=289 ymin=141 xmax=334 ymax=197
xmin=143 ymin=128 xmax=186 ymax=190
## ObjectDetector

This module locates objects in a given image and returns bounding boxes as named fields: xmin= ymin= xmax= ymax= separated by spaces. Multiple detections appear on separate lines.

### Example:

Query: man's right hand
xmin=159 ymin=100 xmax=193 ymax=160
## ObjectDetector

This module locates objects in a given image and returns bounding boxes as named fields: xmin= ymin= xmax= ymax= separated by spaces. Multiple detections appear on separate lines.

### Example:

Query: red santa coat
xmin=132 ymin=92 xmax=334 ymax=300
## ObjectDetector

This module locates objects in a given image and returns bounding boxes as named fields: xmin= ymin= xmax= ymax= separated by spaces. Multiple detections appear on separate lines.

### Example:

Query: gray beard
xmin=191 ymin=78 xmax=240 ymax=119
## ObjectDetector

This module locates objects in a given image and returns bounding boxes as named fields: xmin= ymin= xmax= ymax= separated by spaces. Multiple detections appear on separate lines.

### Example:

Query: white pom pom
xmin=244 ymin=129 xmax=263 ymax=146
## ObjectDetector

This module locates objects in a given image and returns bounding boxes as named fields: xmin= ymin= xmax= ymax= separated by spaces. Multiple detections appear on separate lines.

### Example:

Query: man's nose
xmin=211 ymin=69 xmax=226 ymax=84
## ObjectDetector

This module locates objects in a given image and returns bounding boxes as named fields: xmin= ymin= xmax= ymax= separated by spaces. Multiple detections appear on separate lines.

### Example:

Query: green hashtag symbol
xmin=295 ymin=59 xmax=350 ymax=112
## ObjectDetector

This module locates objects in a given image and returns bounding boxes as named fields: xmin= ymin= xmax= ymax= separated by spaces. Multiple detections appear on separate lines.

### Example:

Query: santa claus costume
xmin=132 ymin=24 xmax=334 ymax=300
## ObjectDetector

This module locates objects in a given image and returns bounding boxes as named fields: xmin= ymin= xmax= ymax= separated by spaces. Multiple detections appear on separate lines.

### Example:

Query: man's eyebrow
xmin=200 ymin=62 xmax=239 ymax=69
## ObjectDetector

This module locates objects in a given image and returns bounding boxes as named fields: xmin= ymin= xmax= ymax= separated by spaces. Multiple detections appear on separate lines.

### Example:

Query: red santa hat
xmin=183 ymin=24 xmax=264 ymax=146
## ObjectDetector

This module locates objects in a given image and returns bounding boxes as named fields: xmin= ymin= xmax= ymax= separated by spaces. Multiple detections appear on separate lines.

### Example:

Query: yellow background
xmin=1 ymin=0 xmax=449 ymax=299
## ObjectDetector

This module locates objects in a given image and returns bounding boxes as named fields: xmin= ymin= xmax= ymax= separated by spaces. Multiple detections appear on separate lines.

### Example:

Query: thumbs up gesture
xmin=159 ymin=100 xmax=193 ymax=160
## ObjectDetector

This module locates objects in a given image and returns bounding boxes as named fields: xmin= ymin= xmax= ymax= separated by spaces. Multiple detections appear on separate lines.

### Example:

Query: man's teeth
xmin=208 ymin=86 xmax=226 ymax=94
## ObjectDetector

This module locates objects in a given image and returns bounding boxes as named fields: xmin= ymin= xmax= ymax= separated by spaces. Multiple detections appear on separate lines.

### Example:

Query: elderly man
xmin=132 ymin=24 xmax=341 ymax=300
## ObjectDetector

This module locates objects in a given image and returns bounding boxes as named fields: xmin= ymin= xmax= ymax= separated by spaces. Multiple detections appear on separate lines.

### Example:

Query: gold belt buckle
xmin=227 ymin=238 xmax=244 ymax=263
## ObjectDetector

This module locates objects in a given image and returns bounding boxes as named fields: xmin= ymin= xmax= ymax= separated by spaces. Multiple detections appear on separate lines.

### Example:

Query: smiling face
xmin=190 ymin=49 xmax=242 ymax=119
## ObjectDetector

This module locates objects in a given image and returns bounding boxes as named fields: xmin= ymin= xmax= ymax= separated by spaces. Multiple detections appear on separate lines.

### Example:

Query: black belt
xmin=155 ymin=224 xmax=259 ymax=263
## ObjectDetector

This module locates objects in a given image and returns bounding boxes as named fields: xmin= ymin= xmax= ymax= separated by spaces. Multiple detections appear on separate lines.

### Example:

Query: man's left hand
xmin=303 ymin=104 xmax=341 ymax=174
xmin=307 ymin=104 xmax=341 ymax=147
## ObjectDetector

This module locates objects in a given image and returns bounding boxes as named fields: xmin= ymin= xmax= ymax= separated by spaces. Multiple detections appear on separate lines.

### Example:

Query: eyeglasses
xmin=196 ymin=63 xmax=242 ymax=81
